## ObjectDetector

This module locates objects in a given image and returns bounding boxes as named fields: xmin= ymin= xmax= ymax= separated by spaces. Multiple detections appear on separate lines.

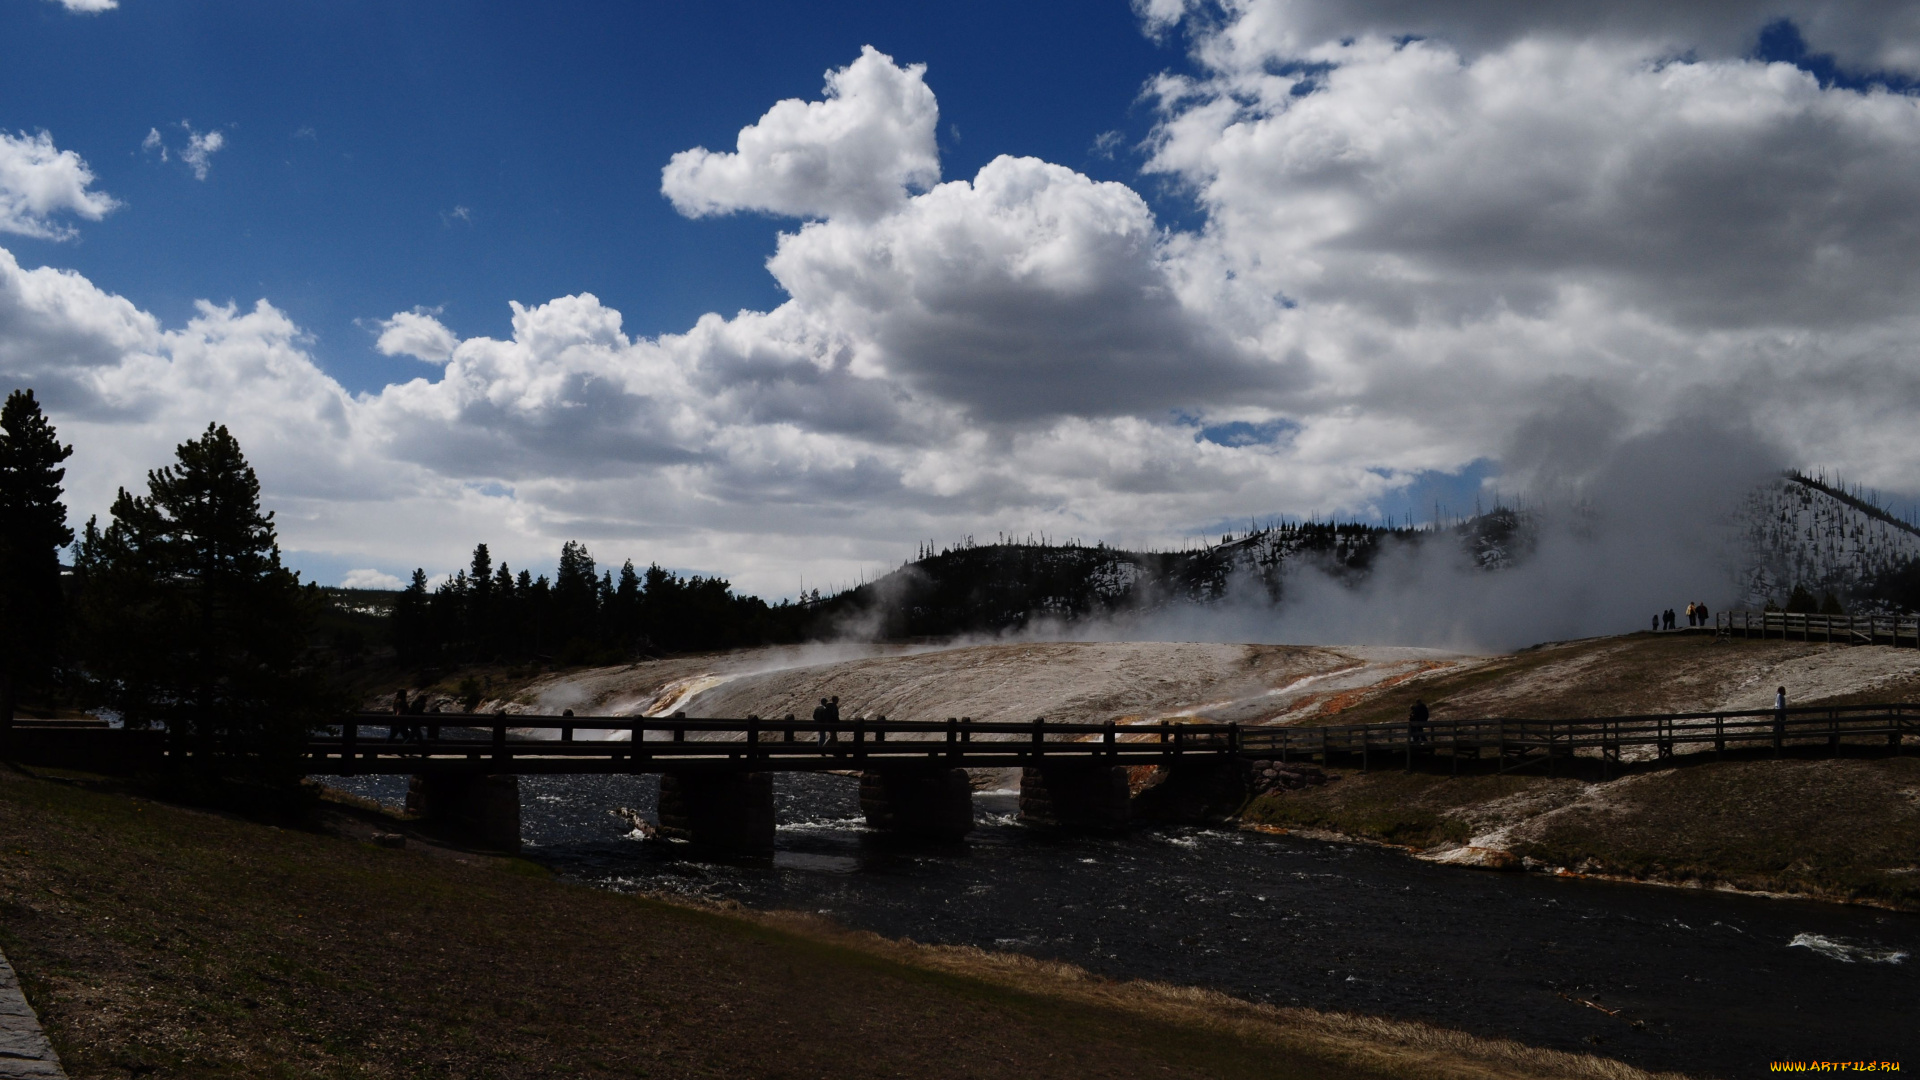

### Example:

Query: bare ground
xmin=477 ymin=632 xmax=1920 ymax=732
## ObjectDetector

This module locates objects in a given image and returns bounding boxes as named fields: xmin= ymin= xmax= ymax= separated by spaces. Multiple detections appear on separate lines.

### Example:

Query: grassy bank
xmin=1240 ymin=754 xmax=1920 ymax=909
xmin=0 ymin=767 xmax=1670 ymax=1080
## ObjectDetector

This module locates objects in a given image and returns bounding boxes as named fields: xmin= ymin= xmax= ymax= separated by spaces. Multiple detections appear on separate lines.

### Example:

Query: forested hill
xmin=811 ymin=519 xmax=1449 ymax=638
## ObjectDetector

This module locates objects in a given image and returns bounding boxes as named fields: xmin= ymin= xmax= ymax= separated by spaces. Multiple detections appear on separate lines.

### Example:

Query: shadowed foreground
xmin=0 ymin=768 xmax=1672 ymax=1080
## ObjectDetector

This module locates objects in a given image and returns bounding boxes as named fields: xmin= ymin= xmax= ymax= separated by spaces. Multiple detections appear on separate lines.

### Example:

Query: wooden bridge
xmin=294 ymin=701 xmax=1918 ymax=851
xmin=11 ymin=695 xmax=1914 ymax=853
xmin=309 ymin=713 xmax=1242 ymax=850
xmin=312 ymin=713 xmax=1239 ymax=775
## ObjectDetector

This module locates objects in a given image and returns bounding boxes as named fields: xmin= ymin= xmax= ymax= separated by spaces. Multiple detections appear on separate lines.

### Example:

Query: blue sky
xmin=4 ymin=1 xmax=1920 ymax=598
xmin=1 ymin=0 xmax=1177 ymax=395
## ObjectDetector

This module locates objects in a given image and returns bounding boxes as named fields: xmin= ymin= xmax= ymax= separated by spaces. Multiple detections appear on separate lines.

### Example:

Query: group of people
xmin=1653 ymin=601 xmax=1712 ymax=631
xmin=387 ymin=688 xmax=438 ymax=742
xmin=811 ymin=695 xmax=841 ymax=745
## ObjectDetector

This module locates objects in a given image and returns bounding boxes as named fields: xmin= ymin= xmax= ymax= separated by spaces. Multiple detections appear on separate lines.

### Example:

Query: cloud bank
xmin=3 ymin=21 xmax=1920 ymax=609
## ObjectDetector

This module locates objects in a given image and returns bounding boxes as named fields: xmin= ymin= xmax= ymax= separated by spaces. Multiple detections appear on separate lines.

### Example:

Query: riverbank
xmin=1239 ymin=753 xmax=1920 ymax=911
xmin=0 ymin=766 xmax=1677 ymax=1080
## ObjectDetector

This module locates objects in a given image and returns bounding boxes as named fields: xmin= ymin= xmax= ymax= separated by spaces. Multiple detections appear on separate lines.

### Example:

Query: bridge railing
xmin=1238 ymin=702 xmax=1920 ymax=760
xmin=309 ymin=713 xmax=1242 ymax=774
xmin=1717 ymin=610 xmax=1920 ymax=646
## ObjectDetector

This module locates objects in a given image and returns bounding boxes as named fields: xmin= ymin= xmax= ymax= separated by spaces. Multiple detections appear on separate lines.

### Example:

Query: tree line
xmin=392 ymin=541 xmax=809 ymax=667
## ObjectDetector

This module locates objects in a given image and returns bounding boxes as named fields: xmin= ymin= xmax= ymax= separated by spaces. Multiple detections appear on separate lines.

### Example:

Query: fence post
xmin=492 ymin=723 xmax=507 ymax=768
xmin=1103 ymin=720 xmax=1116 ymax=757
xmin=342 ymin=722 xmax=357 ymax=776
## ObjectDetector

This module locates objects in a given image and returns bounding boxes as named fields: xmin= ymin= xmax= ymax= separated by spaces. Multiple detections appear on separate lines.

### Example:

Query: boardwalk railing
xmin=1238 ymin=702 xmax=1920 ymax=775
xmin=307 ymin=702 xmax=1920 ymax=778
xmin=1718 ymin=610 xmax=1920 ymax=646
xmin=309 ymin=713 xmax=1240 ymax=775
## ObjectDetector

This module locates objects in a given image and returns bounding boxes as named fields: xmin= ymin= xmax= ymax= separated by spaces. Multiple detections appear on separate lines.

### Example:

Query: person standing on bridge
xmin=1698 ymin=601 xmax=1710 ymax=625
xmin=1775 ymin=685 xmax=1788 ymax=738
xmin=814 ymin=698 xmax=832 ymax=746
xmin=1408 ymin=699 xmax=1430 ymax=744
xmin=1685 ymin=601 xmax=1696 ymax=627
xmin=389 ymin=689 xmax=419 ymax=743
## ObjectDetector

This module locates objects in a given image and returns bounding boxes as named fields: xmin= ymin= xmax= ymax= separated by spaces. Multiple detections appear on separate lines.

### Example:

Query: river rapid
xmin=328 ymin=772 xmax=1919 ymax=1076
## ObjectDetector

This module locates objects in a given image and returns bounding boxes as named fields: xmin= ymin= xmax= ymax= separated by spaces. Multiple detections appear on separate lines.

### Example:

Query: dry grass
xmin=1506 ymin=756 xmax=1920 ymax=907
xmin=0 ymin=766 xmax=1673 ymax=1080
xmin=1237 ymin=751 xmax=1920 ymax=910
xmin=1239 ymin=771 xmax=1560 ymax=848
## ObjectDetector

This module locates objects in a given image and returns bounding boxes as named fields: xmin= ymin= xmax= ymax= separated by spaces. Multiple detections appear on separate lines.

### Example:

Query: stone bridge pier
xmin=860 ymin=767 xmax=974 ymax=840
xmin=407 ymin=772 xmax=522 ymax=852
xmin=657 ymin=771 xmax=776 ymax=852
xmin=1018 ymin=763 xmax=1131 ymax=831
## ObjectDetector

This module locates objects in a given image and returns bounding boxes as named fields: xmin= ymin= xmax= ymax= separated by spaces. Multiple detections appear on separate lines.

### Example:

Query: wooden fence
xmin=1717 ymin=610 xmax=1920 ymax=647
xmin=1237 ymin=702 xmax=1920 ymax=776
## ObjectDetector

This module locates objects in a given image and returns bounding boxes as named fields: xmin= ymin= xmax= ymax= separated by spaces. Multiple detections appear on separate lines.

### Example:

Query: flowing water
xmin=328 ymin=772 xmax=1919 ymax=1076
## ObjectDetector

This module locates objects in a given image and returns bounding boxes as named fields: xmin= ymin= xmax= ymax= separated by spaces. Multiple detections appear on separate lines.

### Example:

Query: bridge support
xmin=1131 ymin=760 xmax=1246 ymax=824
xmin=406 ymin=772 xmax=521 ymax=852
xmin=860 ymin=767 xmax=973 ymax=840
xmin=1019 ymin=764 xmax=1130 ymax=831
xmin=657 ymin=771 xmax=775 ymax=853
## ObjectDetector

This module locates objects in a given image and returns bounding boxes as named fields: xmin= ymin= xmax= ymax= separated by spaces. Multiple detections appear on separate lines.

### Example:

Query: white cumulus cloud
xmin=1143 ymin=0 xmax=1920 ymax=76
xmin=661 ymin=45 xmax=940 ymax=222
xmin=375 ymin=308 xmax=460 ymax=363
xmin=50 ymin=0 xmax=117 ymax=12
xmin=0 ymin=130 xmax=120 ymax=241
xmin=342 ymin=568 xmax=404 ymax=590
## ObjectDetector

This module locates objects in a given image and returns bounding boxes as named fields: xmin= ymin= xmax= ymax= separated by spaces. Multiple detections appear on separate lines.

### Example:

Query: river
xmin=327 ymin=771 xmax=1919 ymax=1076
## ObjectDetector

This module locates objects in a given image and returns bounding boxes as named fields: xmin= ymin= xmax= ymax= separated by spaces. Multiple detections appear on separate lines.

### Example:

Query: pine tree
xmin=553 ymin=540 xmax=599 ymax=648
xmin=394 ymin=568 xmax=431 ymax=662
xmin=72 ymin=423 xmax=328 ymax=787
xmin=0 ymin=390 xmax=74 ymax=731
